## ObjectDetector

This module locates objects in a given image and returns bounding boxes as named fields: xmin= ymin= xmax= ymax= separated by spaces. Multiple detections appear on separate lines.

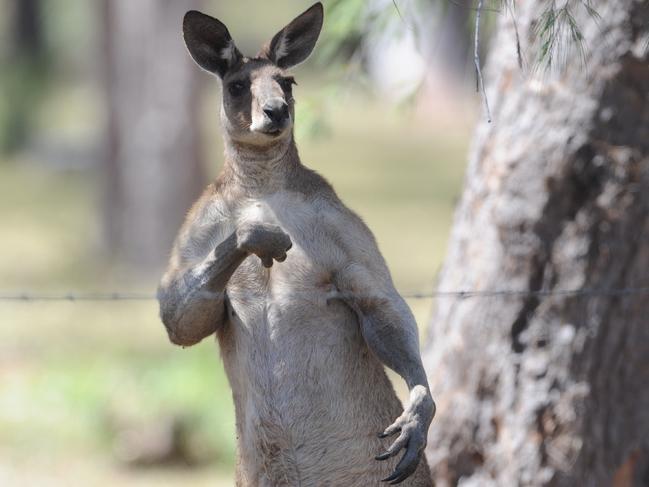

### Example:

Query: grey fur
xmin=158 ymin=4 xmax=434 ymax=485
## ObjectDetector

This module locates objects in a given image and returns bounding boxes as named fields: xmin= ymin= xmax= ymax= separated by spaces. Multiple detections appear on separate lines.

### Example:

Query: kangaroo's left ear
xmin=263 ymin=2 xmax=323 ymax=69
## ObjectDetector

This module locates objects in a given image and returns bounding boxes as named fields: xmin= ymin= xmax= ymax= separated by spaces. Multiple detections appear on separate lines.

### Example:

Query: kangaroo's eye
xmin=228 ymin=80 xmax=247 ymax=97
xmin=279 ymin=77 xmax=297 ymax=94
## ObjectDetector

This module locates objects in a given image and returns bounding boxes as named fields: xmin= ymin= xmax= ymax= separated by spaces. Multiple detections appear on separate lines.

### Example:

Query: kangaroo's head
xmin=183 ymin=3 xmax=323 ymax=148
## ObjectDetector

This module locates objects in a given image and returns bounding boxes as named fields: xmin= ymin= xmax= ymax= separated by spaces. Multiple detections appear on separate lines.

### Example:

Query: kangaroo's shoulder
xmin=285 ymin=164 xmax=337 ymax=200
xmin=185 ymin=173 xmax=231 ymax=225
xmin=285 ymin=163 xmax=381 ymax=252
xmin=170 ymin=173 xmax=234 ymax=267
xmin=285 ymin=165 xmax=361 ymax=222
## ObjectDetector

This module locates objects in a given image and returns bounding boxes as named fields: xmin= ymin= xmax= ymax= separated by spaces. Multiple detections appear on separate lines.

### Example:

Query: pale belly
xmin=216 ymin=257 xmax=409 ymax=486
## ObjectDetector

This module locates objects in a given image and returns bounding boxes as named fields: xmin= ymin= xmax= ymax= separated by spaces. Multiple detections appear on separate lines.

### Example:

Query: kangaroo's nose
xmin=263 ymin=99 xmax=289 ymax=125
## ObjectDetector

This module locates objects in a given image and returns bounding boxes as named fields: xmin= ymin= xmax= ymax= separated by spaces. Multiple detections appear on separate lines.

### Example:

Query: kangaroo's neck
xmin=223 ymin=133 xmax=300 ymax=194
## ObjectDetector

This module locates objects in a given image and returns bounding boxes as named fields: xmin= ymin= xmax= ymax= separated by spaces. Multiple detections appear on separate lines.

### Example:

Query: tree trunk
xmin=423 ymin=1 xmax=649 ymax=486
xmin=101 ymin=0 xmax=205 ymax=271
xmin=11 ymin=0 xmax=44 ymax=58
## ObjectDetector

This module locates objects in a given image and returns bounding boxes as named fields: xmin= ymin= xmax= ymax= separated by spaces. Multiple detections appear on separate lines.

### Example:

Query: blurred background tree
xmin=0 ymin=0 xmax=48 ymax=153
xmin=101 ymin=0 xmax=206 ymax=270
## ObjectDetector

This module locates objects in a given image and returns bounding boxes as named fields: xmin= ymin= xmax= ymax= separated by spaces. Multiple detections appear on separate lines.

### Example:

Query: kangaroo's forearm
xmin=158 ymin=232 xmax=247 ymax=346
xmin=202 ymin=231 xmax=248 ymax=291
xmin=356 ymin=299 xmax=436 ymax=467
xmin=357 ymin=302 xmax=429 ymax=391
xmin=335 ymin=263 xmax=430 ymax=391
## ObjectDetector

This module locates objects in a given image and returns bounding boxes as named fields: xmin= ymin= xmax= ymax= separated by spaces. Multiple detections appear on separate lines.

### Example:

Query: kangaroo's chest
xmin=226 ymin=194 xmax=341 ymax=306
xmin=219 ymin=192 xmax=362 ymax=401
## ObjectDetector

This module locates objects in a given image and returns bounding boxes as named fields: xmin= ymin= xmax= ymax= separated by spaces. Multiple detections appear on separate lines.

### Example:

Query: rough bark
xmin=101 ymin=0 xmax=206 ymax=271
xmin=423 ymin=1 xmax=649 ymax=486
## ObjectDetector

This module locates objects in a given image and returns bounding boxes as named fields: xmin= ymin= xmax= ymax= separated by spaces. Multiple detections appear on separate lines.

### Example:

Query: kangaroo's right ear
xmin=183 ymin=10 xmax=242 ymax=77
xmin=264 ymin=2 xmax=323 ymax=69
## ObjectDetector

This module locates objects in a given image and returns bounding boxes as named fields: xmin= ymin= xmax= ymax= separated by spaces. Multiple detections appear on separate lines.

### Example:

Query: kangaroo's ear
xmin=264 ymin=2 xmax=323 ymax=69
xmin=183 ymin=10 xmax=242 ymax=77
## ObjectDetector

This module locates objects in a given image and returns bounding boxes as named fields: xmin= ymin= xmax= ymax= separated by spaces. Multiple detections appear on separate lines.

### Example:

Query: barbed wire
xmin=1 ymin=286 xmax=649 ymax=302
xmin=0 ymin=291 xmax=155 ymax=302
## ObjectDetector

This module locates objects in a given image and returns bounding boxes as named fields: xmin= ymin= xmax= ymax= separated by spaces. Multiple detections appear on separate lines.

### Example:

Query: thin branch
xmin=505 ymin=0 xmax=524 ymax=69
xmin=391 ymin=0 xmax=416 ymax=33
xmin=474 ymin=0 xmax=492 ymax=123
xmin=392 ymin=0 xmax=406 ymax=23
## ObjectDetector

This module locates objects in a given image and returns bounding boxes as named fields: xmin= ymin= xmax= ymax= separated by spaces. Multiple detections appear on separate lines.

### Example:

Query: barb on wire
xmin=1 ymin=287 xmax=649 ymax=303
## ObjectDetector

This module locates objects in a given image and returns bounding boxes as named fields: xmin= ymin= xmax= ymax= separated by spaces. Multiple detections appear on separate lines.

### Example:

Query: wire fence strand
xmin=2 ymin=287 xmax=649 ymax=302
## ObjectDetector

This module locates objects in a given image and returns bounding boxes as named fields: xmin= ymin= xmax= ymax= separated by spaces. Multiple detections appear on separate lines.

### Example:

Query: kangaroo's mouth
xmin=256 ymin=126 xmax=285 ymax=137
xmin=250 ymin=114 xmax=290 ymax=138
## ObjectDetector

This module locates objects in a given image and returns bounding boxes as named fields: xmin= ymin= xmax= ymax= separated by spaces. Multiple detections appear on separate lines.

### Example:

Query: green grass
xmin=0 ymin=89 xmax=470 ymax=485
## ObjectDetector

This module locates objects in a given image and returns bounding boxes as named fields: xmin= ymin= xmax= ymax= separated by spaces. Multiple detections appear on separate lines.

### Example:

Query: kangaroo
xmin=157 ymin=3 xmax=434 ymax=485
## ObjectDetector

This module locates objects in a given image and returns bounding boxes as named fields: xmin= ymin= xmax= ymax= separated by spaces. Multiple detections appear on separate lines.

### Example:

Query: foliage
xmin=319 ymin=0 xmax=603 ymax=77
xmin=534 ymin=0 xmax=601 ymax=70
